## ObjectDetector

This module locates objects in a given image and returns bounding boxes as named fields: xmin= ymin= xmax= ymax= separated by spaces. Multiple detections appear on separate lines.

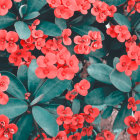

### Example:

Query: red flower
xmin=65 ymin=89 xmax=78 ymax=101
xmin=134 ymin=111 xmax=140 ymax=126
xmin=0 ymin=74 xmax=10 ymax=92
xmin=68 ymin=132 xmax=81 ymax=140
xmin=81 ymin=126 xmax=93 ymax=136
xmin=62 ymin=0 xmax=78 ymax=11
xmin=128 ymin=45 xmax=140 ymax=60
xmin=84 ymin=105 xmax=100 ymax=118
xmin=124 ymin=116 xmax=140 ymax=134
xmin=35 ymin=66 xmax=57 ymax=79
xmin=53 ymin=131 xmax=67 ymax=140
xmin=35 ymin=38 xmax=46 ymax=50
xmin=6 ymin=31 xmax=19 ymax=53
xmin=90 ymin=41 xmax=102 ymax=52
xmin=47 ymin=0 xmax=61 ymax=8
xmin=14 ymin=0 xmax=22 ymax=2
xmin=106 ymin=25 xmax=118 ymax=38
xmin=56 ymin=116 xmax=72 ymax=125
xmin=72 ymin=115 xmax=84 ymax=126
xmin=57 ymin=105 xmax=73 ymax=117
xmin=0 ymin=30 xmax=7 ymax=51
xmin=81 ymin=113 xmax=95 ymax=123
xmin=0 ymin=0 xmax=12 ymax=16
xmin=74 ymin=35 xmax=91 ymax=46
xmin=0 ymin=91 xmax=9 ymax=105
xmin=0 ymin=114 xmax=9 ymax=128
xmin=103 ymin=130 xmax=115 ymax=140
xmin=125 ymin=35 xmax=137 ymax=49
xmin=32 ymin=30 xmax=44 ymax=39
xmin=61 ymin=28 xmax=72 ymax=45
xmin=74 ymin=79 xmax=90 ymax=96
xmin=88 ymin=31 xmax=102 ymax=41
xmin=128 ymin=97 xmax=140 ymax=111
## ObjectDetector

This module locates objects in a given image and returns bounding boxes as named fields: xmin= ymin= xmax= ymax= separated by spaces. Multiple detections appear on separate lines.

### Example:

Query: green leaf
xmin=27 ymin=0 xmax=47 ymax=13
xmin=37 ymin=20 xmax=62 ymax=36
xmin=134 ymin=84 xmax=140 ymax=93
xmin=87 ymin=63 xmax=113 ymax=84
xmin=32 ymin=106 xmax=58 ymax=137
xmin=0 ymin=98 xmax=28 ymax=119
xmin=0 ymin=71 xmax=26 ymax=99
xmin=55 ymin=18 xmax=67 ymax=30
xmin=110 ymin=69 xmax=132 ymax=92
xmin=105 ymin=90 xmax=126 ymax=106
xmin=30 ymin=94 xmax=44 ymax=106
xmin=28 ymin=59 xmax=42 ymax=94
xmin=132 ymin=66 xmax=140 ymax=83
xmin=24 ymin=12 xmax=40 ymax=20
xmin=35 ymin=78 xmax=71 ymax=103
xmin=113 ymin=102 xmax=132 ymax=131
xmin=135 ymin=93 xmax=140 ymax=110
xmin=113 ymin=57 xmax=120 ymax=68
xmin=88 ymin=48 xmax=106 ymax=58
xmin=102 ymin=106 xmax=113 ymax=119
xmin=101 ymin=0 xmax=127 ymax=6
xmin=14 ymin=21 xmax=31 ymax=39
xmin=13 ymin=114 xmax=33 ymax=140
xmin=85 ymin=87 xmax=113 ymax=105
xmin=72 ymin=99 xmax=80 ymax=114
xmin=71 ymin=25 xmax=105 ymax=40
xmin=17 ymin=65 xmax=28 ymax=88
xmin=19 ymin=5 xmax=27 ymax=18
xmin=0 ymin=12 xmax=16 ymax=29
xmin=114 ymin=13 xmax=131 ymax=31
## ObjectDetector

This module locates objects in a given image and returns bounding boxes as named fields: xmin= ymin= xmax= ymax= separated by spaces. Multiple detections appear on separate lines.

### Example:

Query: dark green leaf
xmin=134 ymin=84 xmax=140 ymax=93
xmin=85 ymin=87 xmax=113 ymax=105
xmin=102 ymin=0 xmax=127 ymax=6
xmin=113 ymin=102 xmax=132 ymax=131
xmin=24 ymin=12 xmax=40 ymax=20
xmin=13 ymin=114 xmax=33 ymax=140
xmin=0 ymin=71 xmax=26 ymax=99
xmin=14 ymin=21 xmax=31 ymax=39
xmin=32 ymin=106 xmax=58 ymax=137
xmin=17 ymin=65 xmax=28 ymax=88
xmin=105 ymin=90 xmax=126 ymax=106
xmin=30 ymin=94 xmax=44 ymax=106
xmin=113 ymin=57 xmax=120 ymax=68
xmin=87 ymin=63 xmax=113 ymax=84
xmin=28 ymin=59 xmax=42 ymax=94
xmin=102 ymin=106 xmax=113 ymax=119
xmin=71 ymin=25 xmax=105 ymax=40
xmin=132 ymin=66 xmax=140 ymax=83
xmin=114 ymin=13 xmax=131 ymax=31
xmin=88 ymin=48 xmax=106 ymax=58
xmin=27 ymin=0 xmax=47 ymax=13
xmin=0 ymin=98 xmax=28 ymax=119
xmin=0 ymin=12 xmax=16 ymax=29
xmin=55 ymin=18 xmax=67 ymax=30
xmin=37 ymin=20 xmax=62 ymax=36
xmin=35 ymin=78 xmax=71 ymax=103
xmin=135 ymin=93 xmax=140 ymax=110
xmin=72 ymin=99 xmax=80 ymax=114
xmin=110 ymin=69 xmax=132 ymax=92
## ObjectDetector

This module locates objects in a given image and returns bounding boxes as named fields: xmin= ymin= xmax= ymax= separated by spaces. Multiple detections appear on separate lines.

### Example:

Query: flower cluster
xmin=0 ymin=74 xmax=10 ymax=105
xmin=35 ymin=39 xmax=79 ymax=80
xmin=91 ymin=1 xmax=117 ymax=23
xmin=126 ymin=0 xmax=140 ymax=14
xmin=74 ymin=31 xmax=103 ymax=55
xmin=0 ymin=115 xmax=18 ymax=139
xmin=56 ymin=105 xmax=99 ymax=139
xmin=66 ymin=79 xmax=90 ymax=101
xmin=95 ymin=130 xmax=115 ymax=140
xmin=124 ymin=111 xmax=140 ymax=140
xmin=107 ymin=25 xmax=140 ymax=76
xmin=127 ymin=97 xmax=140 ymax=111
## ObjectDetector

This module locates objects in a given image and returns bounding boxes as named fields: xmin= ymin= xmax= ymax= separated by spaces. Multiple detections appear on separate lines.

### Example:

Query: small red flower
xmin=53 ymin=131 xmax=67 ymax=140
xmin=65 ymin=89 xmax=78 ymax=101
xmin=0 ymin=30 xmax=7 ymax=51
xmin=0 ymin=74 xmax=10 ymax=92
xmin=32 ymin=30 xmax=44 ymax=39
xmin=0 ymin=0 xmax=12 ymax=16
xmin=128 ymin=97 xmax=140 ymax=111
xmin=68 ymin=132 xmax=81 ymax=140
xmin=57 ymin=105 xmax=73 ymax=117
xmin=61 ymin=28 xmax=72 ymax=45
xmin=106 ymin=25 xmax=118 ymax=38
xmin=88 ymin=31 xmax=102 ymax=41
xmin=0 ymin=91 xmax=9 ymax=105
xmin=84 ymin=105 xmax=100 ymax=118
xmin=103 ymin=130 xmax=115 ymax=140
xmin=47 ymin=0 xmax=61 ymax=8
xmin=74 ymin=79 xmax=90 ymax=96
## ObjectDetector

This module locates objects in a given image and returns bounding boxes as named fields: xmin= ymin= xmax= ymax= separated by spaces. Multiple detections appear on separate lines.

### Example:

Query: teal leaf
xmin=55 ymin=18 xmax=67 ymax=30
xmin=19 ymin=5 xmax=27 ymax=18
xmin=35 ymin=78 xmax=71 ymax=103
xmin=102 ymin=106 xmax=113 ymax=119
xmin=28 ymin=59 xmax=42 ymax=94
xmin=0 ymin=12 xmax=16 ymax=29
xmin=37 ymin=20 xmax=62 ymax=36
xmin=24 ymin=12 xmax=40 ymax=20
xmin=14 ymin=21 xmax=31 ymax=39
xmin=0 ymin=98 xmax=28 ymax=119
xmin=72 ymin=99 xmax=80 ymax=114
xmin=27 ymin=0 xmax=47 ymax=13
xmin=87 ymin=63 xmax=113 ymax=84
xmin=13 ymin=114 xmax=33 ymax=140
xmin=110 ymin=70 xmax=132 ymax=92
xmin=0 ymin=71 xmax=26 ymax=99
xmin=101 ymin=0 xmax=127 ymax=6
xmin=134 ymin=84 xmax=140 ymax=93
xmin=32 ymin=106 xmax=59 ymax=137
